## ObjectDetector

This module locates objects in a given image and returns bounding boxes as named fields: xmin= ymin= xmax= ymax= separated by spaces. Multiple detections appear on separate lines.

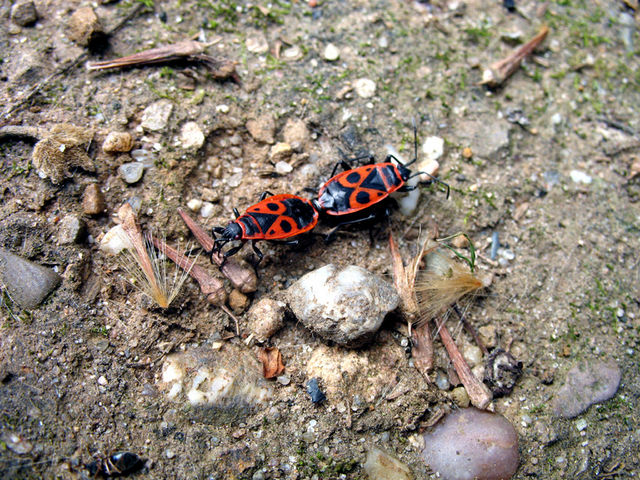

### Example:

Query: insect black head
xmin=212 ymin=222 xmax=243 ymax=252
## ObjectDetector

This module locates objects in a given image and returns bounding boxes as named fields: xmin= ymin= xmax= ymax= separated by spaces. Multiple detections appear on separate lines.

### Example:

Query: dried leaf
xmin=258 ymin=347 xmax=284 ymax=379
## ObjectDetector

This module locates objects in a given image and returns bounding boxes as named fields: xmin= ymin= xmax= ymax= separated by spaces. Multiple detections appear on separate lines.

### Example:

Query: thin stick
xmin=435 ymin=317 xmax=492 ymax=409
xmin=177 ymin=208 xmax=258 ymax=293
xmin=480 ymin=25 xmax=549 ymax=87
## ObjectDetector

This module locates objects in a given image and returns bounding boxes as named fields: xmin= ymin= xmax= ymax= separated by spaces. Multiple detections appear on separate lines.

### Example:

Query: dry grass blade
xmin=411 ymin=321 xmax=434 ymax=380
xmin=87 ymin=40 xmax=239 ymax=82
xmin=88 ymin=40 xmax=206 ymax=70
xmin=151 ymin=236 xmax=226 ymax=306
xmin=117 ymin=204 xmax=191 ymax=309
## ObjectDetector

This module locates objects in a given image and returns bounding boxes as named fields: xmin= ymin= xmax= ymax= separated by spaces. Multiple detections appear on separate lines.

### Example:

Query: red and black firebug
xmin=313 ymin=124 xmax=449 ymax=239
xmin=212 ymin=192 xmax=319 ymax=266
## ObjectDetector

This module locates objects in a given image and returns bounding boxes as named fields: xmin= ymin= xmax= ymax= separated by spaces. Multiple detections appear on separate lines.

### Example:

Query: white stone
xmin=187 ymin=198 xmax=203 ymax=212
xmin=180 ymin=121 xmax=205 ymax=149
xmin=354 ymin=78 xmax=376 ymax=98
xmin=570 ymin=170 xmax=592 ymax=184
xmin=200 ymin=202 xmax=215 ymax=218
xmin=324 ymin=43 xmax=340 ymax=61
xmin=422 ymin=136 xmax=444 ymax=160
xmin=100 ymin=225 xmax=132 ymax=255
xmin=275 ymin=161 xmax=293 ymax=175
xmin=97 ymin=375 xmax=108 ymax=386
xmin=140 ymin=100 xmax=173 ymax=132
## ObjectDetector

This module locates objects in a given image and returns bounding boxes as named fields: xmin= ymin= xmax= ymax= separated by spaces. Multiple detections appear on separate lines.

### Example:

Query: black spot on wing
xmin=355 ymin=190 xmax=370 ymax=206
xmin=266 ymin=202 xmax=280 ymax=212
xmin=346 ymin=171 xmax=361 ymax=184
xmin=280 ymin=219 xmax=293 ymax=233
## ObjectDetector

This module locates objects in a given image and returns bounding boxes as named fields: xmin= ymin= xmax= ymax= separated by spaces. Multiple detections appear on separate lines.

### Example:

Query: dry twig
xmin=480 ymin=25 xmax=549 ymax=88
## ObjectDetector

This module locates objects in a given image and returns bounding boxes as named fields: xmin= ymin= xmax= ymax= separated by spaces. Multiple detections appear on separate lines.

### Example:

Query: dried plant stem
xmin=480 ymin=25 xmax=549 ymax=87
xmin=88 ymin=40 xmax=207 ymax=70
xmin=435 ymin=317 xmax=492 ymax=409
xmin=87 ymin=40 xmax=239 ymax=82
xmin=454 ymin=303 xmax=488 ymax=355
xmin=177 ymin=208 xmax=257 ymax=293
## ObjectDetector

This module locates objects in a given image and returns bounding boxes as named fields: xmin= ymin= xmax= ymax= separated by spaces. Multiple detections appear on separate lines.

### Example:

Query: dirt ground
xmin=1 ymin=0 xmax=639 ymax=478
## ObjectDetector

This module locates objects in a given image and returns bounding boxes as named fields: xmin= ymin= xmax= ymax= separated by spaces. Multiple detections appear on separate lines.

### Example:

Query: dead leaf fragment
xmin=259 ymin=347 xmax=285 ymax=379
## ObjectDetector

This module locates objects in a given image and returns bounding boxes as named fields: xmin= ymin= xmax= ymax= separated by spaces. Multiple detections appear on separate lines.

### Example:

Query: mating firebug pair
xmin=211 ymin=126 xmax=449 ymax=266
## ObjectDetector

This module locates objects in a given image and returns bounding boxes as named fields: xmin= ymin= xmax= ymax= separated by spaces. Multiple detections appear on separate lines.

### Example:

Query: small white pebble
xmin=97 ymin=375 xmax=108 ymax=386
xmin=275 ymin=161 xmax=293 ymax=175
xmin=354 ymin=78 xmax=376 ymax=98
xmin=570 ymin=170 xmax=592 ymax=184
xmin=216 ymin=104 xmax=230 ymax=113
xmin=187 ymin=198 xmax=203 ymax=212
xmin=324 ymin=43 xmax=340 ymax=61
xmin=200 ymin=202 xmax=215 ymax=218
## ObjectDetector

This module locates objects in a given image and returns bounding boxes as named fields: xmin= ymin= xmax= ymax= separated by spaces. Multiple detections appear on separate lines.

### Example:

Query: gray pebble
xmin=421 ymin=408 xmax=519 ymax=480
xmin=11 ymin=0 xmax=38 ymax=27
xmin=0 ymin=248 xmax=61 ymax=309
xmin=286 ymin=264 xmax=399 ymax=347
xmin=57 ymin=215 xmax=85 ymax=244
xmin=619 ymin=12 xmax=635 ymax=53
xmin=552 ymin=360 xmax=621 ymax=418
xmin=118 ymin=162 xmax=145 ymax=184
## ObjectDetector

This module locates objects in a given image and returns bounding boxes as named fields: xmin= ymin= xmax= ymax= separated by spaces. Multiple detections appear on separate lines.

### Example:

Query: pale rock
xmin=141 ymin=100 xmax=174 ymax=132
xmin=180 ymin=122 xmax=205 ymax=149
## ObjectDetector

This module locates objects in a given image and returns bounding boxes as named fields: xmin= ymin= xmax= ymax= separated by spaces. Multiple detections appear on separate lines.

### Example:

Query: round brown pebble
xmin=451 ymin=386 xmax=470 ymax=408
xmin=228 ymin=289 xmax=250 ymax=314
xmin=247 ymin=298 xmax=286 ymax=342
xmin=103 ymin=132 xmax=133 ymax=153
xmin=82 ymin=184 xmax=105 ymax=215
xmin=451 ymin=234 xmax=470 ymax=249
xmin=67 ymin=7 xmax=104 ymax=47
xmin=462 ymin=147 xmax=473 ymax=159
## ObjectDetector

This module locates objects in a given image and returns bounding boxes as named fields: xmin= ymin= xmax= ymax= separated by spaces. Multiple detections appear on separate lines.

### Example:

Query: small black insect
xmin=86 ymin=452 xmax=144 ymax=478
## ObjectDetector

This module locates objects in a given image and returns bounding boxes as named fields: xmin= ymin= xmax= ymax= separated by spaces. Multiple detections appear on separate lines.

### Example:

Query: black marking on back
xmin=282 ymin=197 xmax=316 ymax=229
xmin=238 ymin=215 xmax=264 ymax=237
xmin=359 ymin=167 xmax=388 ymax=192
xmin=380 ymin=164 xmax=403 ymax=189
xmin=266 ymin=202 xmax=280 ymax=212
xmin=241 ymin=212 xmax=279 ymax=236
